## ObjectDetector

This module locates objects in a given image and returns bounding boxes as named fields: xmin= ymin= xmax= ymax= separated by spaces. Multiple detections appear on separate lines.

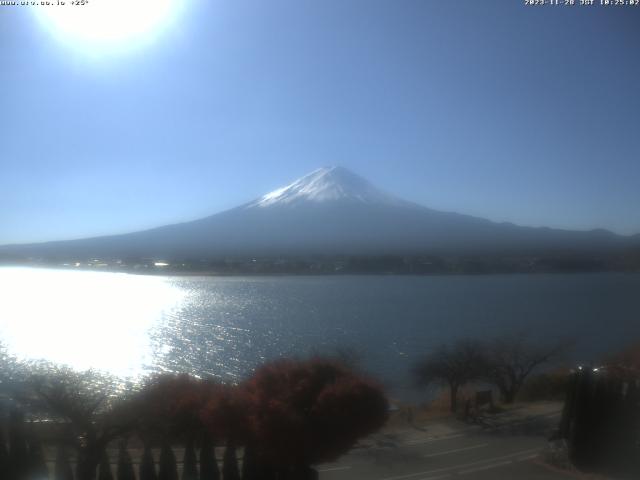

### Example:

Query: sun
xmin=33 ymin=0 xmax=179 ymax=50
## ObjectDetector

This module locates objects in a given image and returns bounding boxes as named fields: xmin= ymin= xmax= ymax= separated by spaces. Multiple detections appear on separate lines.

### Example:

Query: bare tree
xmin=26 ymin=367 xmax=137 ymax=480
xmin=484 ymin=334 xmax=567 ymax=404
xmin=0 ymin=341 xmax=28 ymax=398
xmin=413 ymin=340 xmax=487 ymax=413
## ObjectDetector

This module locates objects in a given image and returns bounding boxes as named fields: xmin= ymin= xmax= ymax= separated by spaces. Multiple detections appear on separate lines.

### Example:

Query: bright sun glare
xmin=0 ymin=268 xmax=185 ymax=377
xmin=33 ymin=0 xmax=178 ymax=49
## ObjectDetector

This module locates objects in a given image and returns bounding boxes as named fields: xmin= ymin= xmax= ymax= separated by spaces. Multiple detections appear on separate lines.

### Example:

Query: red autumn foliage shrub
xmin=243 ymin=358 xmax=389 ymax=467
xmin=132 ymin=359 xmax=389 ymax=470
xmin=134 ymin=373 xmax=221 ymax=437
xmin=200 ymin=383 xmax=251 ymax=444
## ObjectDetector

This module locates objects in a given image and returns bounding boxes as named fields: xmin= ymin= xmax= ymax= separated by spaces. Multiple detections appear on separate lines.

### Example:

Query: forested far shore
xmin=1 ymin=251 xmax=640 ymax=276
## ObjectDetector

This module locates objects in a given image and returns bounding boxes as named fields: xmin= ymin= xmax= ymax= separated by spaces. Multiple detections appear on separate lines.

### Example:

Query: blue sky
xmin=1 ymin=0 xmax=639 ymax=244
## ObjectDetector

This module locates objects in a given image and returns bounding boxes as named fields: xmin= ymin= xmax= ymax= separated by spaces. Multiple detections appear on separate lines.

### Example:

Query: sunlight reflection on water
xmin=2 ymin=268 xmax=640 ymax=401
xmin=0 ymin=267 xmax=185 ymax=377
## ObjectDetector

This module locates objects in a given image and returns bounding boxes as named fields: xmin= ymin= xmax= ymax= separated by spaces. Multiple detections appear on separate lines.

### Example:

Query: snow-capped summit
xmin=246 ymin=166 xmax=409 ymax=208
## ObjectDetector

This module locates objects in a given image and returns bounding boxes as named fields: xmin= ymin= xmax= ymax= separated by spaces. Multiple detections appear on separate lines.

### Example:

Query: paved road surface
xmin=319 ymin=404 xmax=574 ymax=480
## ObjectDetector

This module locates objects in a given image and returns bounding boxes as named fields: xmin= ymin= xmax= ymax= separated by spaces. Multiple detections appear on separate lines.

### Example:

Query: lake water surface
xmin=1 ymin=267 xmax=639 ymax=400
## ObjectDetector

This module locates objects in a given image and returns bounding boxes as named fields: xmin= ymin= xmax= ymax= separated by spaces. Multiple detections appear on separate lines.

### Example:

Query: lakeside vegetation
xmin=1 ymin=337 xmax=638 ymax=479
xmin=0 ymin=351 xmax=388 ymax=480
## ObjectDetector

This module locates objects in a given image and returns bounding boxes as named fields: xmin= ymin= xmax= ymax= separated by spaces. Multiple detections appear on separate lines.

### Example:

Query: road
xmin=319 ymin=403 xmax=575 ymax=480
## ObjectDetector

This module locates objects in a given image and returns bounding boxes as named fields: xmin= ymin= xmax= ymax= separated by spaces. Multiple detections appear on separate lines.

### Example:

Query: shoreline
xmin=1 ymin=262 xmax=638 ymax=278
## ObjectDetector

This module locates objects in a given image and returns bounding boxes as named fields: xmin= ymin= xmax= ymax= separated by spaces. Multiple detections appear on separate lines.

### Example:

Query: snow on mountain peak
xmin=247 ymin=166 xmax=408 ymax=208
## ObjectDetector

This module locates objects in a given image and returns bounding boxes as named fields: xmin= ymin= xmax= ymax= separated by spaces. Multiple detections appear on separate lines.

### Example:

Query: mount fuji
xmin=1 ymin=166 xmax=638 ymax=261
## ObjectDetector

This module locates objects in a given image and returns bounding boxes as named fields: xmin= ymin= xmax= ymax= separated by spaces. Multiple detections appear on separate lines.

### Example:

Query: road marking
xmin=423 ymin=443 xmax=488 ymax=458
xmin=380 ymin=466 xmax=456 ymax=480
xmin=418 ymin=474 xmax=452 ymax=480
xmin=490 ymin=411 xmax=562 ymax=427
xmin=458 ymin=459 xmax=512 ymax=474
xmin=379 ymin=447 xmax=541 ymax=480
xmin=445 ymin=447 xmax=540 ymax=470
xmin=406 ymin=433 xmax=465 ymax=445
xmin=517 ymin=453 xmax=540 ymax=461
xmin=318 ymin=466 xmax=352 ymax=472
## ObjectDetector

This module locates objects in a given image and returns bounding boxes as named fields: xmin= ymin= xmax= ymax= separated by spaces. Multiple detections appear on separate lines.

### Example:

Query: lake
xmin=1 ymin=267 xmax=639 ymax=401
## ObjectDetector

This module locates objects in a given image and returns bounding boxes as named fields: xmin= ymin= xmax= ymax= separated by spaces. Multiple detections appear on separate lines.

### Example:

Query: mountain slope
xmin=1 ymin=166 xmax=637 ymax=260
